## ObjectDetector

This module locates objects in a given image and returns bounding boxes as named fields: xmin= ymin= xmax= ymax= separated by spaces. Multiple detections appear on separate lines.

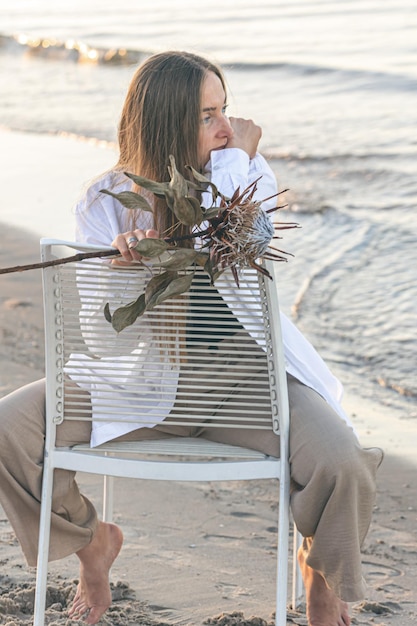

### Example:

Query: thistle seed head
xmin=207 ymin=198 xmax=275 ymax=273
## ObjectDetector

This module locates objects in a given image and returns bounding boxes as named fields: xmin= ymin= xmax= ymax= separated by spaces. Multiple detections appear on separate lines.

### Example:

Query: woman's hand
xmin=226 ymin=117 xmax=262 ymax=159
xmin=111 ymin=228 xmax=159 ymax=265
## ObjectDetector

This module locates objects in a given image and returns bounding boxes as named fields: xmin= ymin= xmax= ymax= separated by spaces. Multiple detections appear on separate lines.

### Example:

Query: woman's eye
xmin=201 ymin=105 xmax=228 ymax=124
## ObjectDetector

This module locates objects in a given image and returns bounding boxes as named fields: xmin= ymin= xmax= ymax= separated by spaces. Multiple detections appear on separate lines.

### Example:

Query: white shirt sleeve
xmin=74 ymin=172 xmax=153 ymax=246
xmin=202 ymin=148 xmax=279 ymax=212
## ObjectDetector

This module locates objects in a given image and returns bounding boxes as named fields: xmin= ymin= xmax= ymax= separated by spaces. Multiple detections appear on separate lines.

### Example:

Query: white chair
xmin=34 ymin=238 xmax=302 ymax=625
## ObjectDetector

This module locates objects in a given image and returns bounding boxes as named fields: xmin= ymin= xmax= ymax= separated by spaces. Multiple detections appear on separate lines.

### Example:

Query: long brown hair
xmin=117 ymin=51 xmax=226 ymax=239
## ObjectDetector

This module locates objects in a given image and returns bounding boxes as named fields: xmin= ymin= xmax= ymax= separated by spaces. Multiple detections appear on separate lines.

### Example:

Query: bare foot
xmin=298 ymin=547 xmax=351 ymax=626
xmin=68 ymin=521 xmax=123 ymax=624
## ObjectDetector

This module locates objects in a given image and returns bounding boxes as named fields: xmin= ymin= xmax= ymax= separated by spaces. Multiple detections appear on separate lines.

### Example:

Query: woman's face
xmin=198 ymin=71 xmax=233 ymax=167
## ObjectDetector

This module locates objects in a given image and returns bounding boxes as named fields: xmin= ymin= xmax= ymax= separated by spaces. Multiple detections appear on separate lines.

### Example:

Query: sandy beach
xmin=0 ymin=130 xmax=416 ymax=625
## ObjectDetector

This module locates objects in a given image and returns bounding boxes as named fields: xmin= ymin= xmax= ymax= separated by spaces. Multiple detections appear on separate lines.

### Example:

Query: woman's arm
xmin=75 ymin=172 xmax=157 ymax=263
xmin=203 ymin=147 xmax=278 ymax=212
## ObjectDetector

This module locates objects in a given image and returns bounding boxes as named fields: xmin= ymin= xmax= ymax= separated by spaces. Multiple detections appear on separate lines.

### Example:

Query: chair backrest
xmin=40 ymin=239 xmax=289 ymax=454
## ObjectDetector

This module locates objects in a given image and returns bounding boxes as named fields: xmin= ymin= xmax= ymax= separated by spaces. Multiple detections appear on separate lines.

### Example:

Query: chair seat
xmin=71 ymin=437 xmax=275 ymax=460
xmin=55 ymin=437 xmax=282 ymax=482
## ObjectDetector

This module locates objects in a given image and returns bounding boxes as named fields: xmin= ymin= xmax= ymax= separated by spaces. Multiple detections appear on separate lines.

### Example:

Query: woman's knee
xmin=311 ymin=441 xmax=382 ymax=507
xmin=0 ymin=379 xmax=46 ymax=454
xmin=290 ymin=414 xmax=380 ymax=496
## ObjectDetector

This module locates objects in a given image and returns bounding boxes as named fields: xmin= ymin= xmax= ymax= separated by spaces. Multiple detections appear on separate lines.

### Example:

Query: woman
xmin=0 ymin=51 xmax=382 ymax=626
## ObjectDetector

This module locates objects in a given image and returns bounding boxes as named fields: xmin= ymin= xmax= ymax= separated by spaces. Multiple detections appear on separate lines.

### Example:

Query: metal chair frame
xmin=34 ymin=239 xmax=303 ymax=625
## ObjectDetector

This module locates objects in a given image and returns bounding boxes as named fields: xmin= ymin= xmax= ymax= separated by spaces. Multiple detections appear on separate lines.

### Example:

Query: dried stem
xmin=0 ymin=229 xmax=213 ymax=276
xmin=0 ymin=248 xmax=119 ymax=276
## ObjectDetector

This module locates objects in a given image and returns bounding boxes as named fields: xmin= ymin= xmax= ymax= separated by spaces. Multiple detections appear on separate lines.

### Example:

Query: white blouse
xmin=72 ymin=148 xmax=352 ymax=446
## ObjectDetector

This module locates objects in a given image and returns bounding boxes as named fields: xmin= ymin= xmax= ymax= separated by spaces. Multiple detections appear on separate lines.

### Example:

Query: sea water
xmin=0 ymin=0 xmax=416 ymax=418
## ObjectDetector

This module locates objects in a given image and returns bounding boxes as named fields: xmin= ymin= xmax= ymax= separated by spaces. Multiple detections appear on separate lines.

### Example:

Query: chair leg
xmin=103 ymin=474 xmax=114 ymax=522
xmin=292 ymin=527 xmax=304 ymax=609
xmin=34 ymin=462 xmax=55 ymax=626
xmin=275 ymin=477 xmax=291 ymax=626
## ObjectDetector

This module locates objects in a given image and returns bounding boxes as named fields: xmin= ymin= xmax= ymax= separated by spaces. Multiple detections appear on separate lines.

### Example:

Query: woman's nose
xmin=220 ymin=116 xmax=234 ymax=138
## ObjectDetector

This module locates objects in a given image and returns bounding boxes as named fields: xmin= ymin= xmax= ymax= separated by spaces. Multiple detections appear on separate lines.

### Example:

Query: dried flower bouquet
xmin=100 ymin=155 xmax=298 ymax=331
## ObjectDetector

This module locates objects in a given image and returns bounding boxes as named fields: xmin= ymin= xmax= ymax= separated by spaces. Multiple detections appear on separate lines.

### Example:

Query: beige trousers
xmin=0 ymin=369 xmax=382 ymax=602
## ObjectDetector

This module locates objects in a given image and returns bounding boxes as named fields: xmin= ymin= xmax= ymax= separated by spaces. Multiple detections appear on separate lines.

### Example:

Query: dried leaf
xmin=168 ymin=154 xmax=188 ymax=198
xmin=163 ymin=157 xmax=201 ymax=225
xmin=172 ymin=195 xmax=203 ymax=226
xmin=158 ymin=248 xmax=198 ymax=270
xmin=186 ymin=165 xmax=223 ymax=200
xmin=204 ymin=256 xmax=223 ymax=284
xmin=103 ymin=302 xmax=112 ymax=323
xmin=124 ymin=172 xmax=171 ymax=199
xmin=100 ymin=189 xmax=153 ymax=212
xmin=150 ymin=272 xmax=194 ymax=308
xmin=195 ymin=251 xmax=210 ymax=267
xmin=203 ymin=206 xmax=221 ymax=220
xmin=134 ymin=238 xmax=168 ymax=258
xmin=186 ymin=195 xmax=204 ymax=225
xmin=145 ymin=270 xmax=193 ymax=310
xmin=110 ymin=294 xmax=147 ymax=332
xmin=145 ymin=271 xmax=177 ymax=309
xmin=183 ymin=179 xmax=207 ymax=193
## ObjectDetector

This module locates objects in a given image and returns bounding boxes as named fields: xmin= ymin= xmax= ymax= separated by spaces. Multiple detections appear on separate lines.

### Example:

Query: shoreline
xmin=0 ymin=127 xmax=116 ymax=240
